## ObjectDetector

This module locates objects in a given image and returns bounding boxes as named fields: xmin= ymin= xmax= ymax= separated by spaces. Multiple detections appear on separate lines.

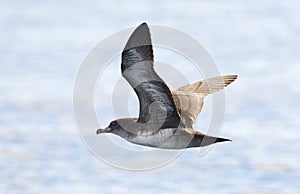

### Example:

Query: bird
xmin=96 ymin=22 xmax=237 ymax=149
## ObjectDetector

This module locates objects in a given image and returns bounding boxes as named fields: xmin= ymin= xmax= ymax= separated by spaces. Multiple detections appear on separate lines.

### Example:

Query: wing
xmin=177 ymin=75 xmax=237 ymax=95
xmin=172 ymin=75 xmax=237 ymax=127
xmin=121 ymin=23 xmax=182 ymax=129
xmin=172 ymin=91 xmax=204 ymax=127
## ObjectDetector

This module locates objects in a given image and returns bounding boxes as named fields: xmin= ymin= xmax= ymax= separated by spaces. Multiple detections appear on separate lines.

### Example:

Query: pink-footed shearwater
xmin=96 ymin=23 xmax=237 ymax=149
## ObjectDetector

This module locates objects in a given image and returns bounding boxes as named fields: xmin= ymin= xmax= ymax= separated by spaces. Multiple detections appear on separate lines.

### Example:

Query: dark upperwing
xmin=121 ymin=23 xmax=182 ymax=129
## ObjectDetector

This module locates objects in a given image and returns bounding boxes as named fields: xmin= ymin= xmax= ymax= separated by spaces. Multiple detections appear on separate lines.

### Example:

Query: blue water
xmin=1 ymin=0 xmax=300 ymax=193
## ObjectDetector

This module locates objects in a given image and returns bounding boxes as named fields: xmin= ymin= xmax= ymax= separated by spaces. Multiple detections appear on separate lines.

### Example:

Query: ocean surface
xmin=1 ymin=0 xmax=300 ymax=193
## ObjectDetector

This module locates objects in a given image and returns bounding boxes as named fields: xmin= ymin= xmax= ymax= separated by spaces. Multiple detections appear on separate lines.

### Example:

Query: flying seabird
xmin=96 ymin=23 xmax=237 ymax=149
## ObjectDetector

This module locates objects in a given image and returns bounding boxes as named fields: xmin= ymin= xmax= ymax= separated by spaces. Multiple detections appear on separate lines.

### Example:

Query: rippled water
xmin=1 ymin=0 xmax=300 ymax=193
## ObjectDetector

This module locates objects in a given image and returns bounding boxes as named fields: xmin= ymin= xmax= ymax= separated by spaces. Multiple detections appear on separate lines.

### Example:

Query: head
xmin=96 ymin=118 xmax=137 ymax=137
xmin=96 ymin=120 xmax=120 ymax=134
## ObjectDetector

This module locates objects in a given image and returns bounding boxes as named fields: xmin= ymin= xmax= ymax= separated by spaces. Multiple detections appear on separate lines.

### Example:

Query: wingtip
xmin=224 ymin=74 xmax=238 ymax=80
xmin=221 ymin=75 xmax=238 ymax=87
xmin=137 ymin=22 xmax=150 ymax=32
xmin=123 ymin=22 xmax=152 ymax=52
xmin=136 ymin=22 xmax=149 ymax=30
xmin=232 ymin=74 xmax=238 ymax=80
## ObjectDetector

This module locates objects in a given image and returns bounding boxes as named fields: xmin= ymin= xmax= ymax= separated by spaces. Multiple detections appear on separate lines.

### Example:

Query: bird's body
xmin=118 ymin=127 xmax=230 ymax=149
xmin=127 ymin=127 xmax=186 ymax=149
xmin=100 ymin=113 xmax=231 ymax=149
xmin=129 ymin=128 xmax=193 ymax=149
xmin=97 ymin=23 xmax=237 ymax=149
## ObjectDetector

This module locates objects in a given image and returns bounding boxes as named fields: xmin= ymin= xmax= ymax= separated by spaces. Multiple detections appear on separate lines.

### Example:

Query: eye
xmin=110 ymin=121 xmax=118 ymax=127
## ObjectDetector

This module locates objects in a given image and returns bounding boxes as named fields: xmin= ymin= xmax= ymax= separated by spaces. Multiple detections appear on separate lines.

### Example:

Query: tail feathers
xmin=189 ymin=132 xmax=232 ymax=147
xmin=178 ymin=75 xmax=237 ymax=96
xmin=201 ymin=135 xmax=231 ymax=146
xmin=215 ymin=137 xmax=232 ymax=143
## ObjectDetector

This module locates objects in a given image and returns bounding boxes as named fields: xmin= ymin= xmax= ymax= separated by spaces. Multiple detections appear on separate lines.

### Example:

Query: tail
xmin=188 ymin=132 xmax=232 ymax=147
xmin=178 ymin=75 xmax=237 ymax=96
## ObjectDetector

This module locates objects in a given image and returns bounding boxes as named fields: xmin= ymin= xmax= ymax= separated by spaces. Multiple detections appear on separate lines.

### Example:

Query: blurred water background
xmin=1 ymin=0 xmax=300 ymax=193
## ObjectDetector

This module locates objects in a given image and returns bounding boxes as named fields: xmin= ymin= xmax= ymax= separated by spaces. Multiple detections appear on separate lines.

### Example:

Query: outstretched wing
xmin=121 ymin=23 xmax=182 ymax=129
xmin=172 ymin=75 xmax=237 ymax=127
